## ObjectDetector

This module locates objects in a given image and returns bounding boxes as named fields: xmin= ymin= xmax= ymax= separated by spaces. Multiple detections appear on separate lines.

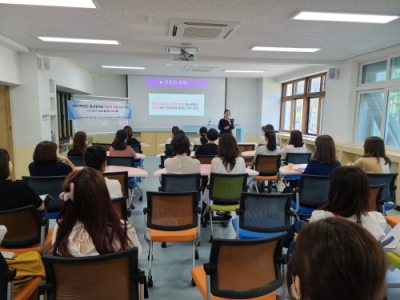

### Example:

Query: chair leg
xmin=209 ymin=210 xmax=214 ymax=243
xmin=128 ymin=188 xmax=135 ymax=209
xmin=255 ymin=180 xmax=259 ymax=193
xmin=135 ymin=184 xmax=143 ymax=201
xmin=148 ymin=241 xmax=154 ymax=287
xmin=277 ymin=263 xmax=288 ymax=300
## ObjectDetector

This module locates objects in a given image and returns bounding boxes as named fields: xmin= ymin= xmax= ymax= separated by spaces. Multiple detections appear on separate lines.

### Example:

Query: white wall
xmin=261 ymin=78 xmax=281 ymax=131
xmin=0 ymin=45 xmax=20 ymax=85
xmin=226 ymin=78 xmax=263 ymax=141
xmin=93 ymin=74 xmax=127 ymax=97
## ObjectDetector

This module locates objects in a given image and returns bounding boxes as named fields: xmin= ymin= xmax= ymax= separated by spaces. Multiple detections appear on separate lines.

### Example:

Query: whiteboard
xmin=71 ymin=95 xmax=129 ymax=135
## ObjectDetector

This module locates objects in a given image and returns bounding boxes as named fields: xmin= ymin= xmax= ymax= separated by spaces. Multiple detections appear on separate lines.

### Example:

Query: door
xmin=0 ymin=85 xmax=15 ymax=179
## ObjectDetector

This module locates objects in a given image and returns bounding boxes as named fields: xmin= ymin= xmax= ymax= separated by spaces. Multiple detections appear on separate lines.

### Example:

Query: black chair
xmin=22 ymin=176 xmax=66 ymax=212
xmin=368 ymin=184 xmax=385 ymax=213
xmin=130 ymin=144 xmax=142 ymax=154
xmin=112 ymin=196 xmax=131 ymax=221
xmin=285 ymin=153 xmax=312 ymax=165
xmin=193 ymin=145 xmax=201 ymax=152
xmin=253 ymin=155 xmax=281 ymax=193
xmin=292 ymin=175 xmax=330 ymax=219
xmin=191 ymin=234 xmax=287 ymax=299
xmin=92 ymin=143 xmax=112 ymax=151
xmin=159 ymin=155 xmax=173 ymax=169
xmin=40 ymin=247 xmax=146 ymax=300
xmin=67 ymin=156 xmax=84 ymax=166
xmin=159 ymin=173 xmax=201 ymax=193
xmin=107 ymin=156 xmax=143 ymax=202
xmin=164 ymin=144 xmax=170 ymax=153
xmin=367 ymin=173 xmax=398 ymax=213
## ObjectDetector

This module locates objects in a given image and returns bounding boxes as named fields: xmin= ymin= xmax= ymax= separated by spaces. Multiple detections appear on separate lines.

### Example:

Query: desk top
xmin=242 ymin=150 xmax=256 ymax=157
xmin=154 ymin=164 xmax=259 ymax=177
xmin=156 ymin=151 xmax=195 ymax=158
xmin=106 ymin=152 xmax=146 ymax=159
xmin=279 ymin=164 xmax=307 ymax=175
xmin=76 ymin=166 xmax=148 ymax=177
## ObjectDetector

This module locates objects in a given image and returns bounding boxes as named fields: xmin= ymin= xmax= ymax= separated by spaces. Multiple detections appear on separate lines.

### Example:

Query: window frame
xmin=280 ymin=73 xmax=326 ymax=136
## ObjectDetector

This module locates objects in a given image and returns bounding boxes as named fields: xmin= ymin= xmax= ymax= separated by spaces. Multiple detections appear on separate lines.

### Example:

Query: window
xmin=384 ymin=91 xmax=400 ymax=147
xmin=361 ymin=61 xmax=387 ymax=84
xmin=57 ymin=91 xmax=73 ymax=141
xmin=390 ymin=56 xmax=400 ymax=80
xmin=280 ymin=73 xmax=326 ymax=135
xmin=356 ymin=92 xmax=384 ymax=142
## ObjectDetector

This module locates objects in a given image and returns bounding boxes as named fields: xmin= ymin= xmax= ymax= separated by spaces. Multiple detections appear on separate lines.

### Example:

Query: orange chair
xmin=368 ymin=184 xmax=385 ymax=213
xmin=0 ymin=206 xmax=52 ymax=254
xmin=386 ymin=215 xmax=400 ymax=228
xmin=191 ymin=234 xmax=287 ymax=300
xmin=143 ymin=191 xmax=200 ymax=288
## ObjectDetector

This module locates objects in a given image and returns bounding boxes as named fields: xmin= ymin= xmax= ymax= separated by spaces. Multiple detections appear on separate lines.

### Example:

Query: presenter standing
xmin=218 ymin=109 xmax=234 ymax=136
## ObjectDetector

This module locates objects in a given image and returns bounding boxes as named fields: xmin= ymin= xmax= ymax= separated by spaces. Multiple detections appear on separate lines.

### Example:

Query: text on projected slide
xmin=149 ymin=93 xmax=205 ymax=116
xmin=146 ymin=77 xmax=208 ymax=88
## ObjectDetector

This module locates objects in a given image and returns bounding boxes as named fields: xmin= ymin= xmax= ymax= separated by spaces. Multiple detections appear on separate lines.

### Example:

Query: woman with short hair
xmin=281 ymin=130 xmax=307 ymax=158
xmin=29 ymin=141 xmax=75 ymax=176
xmin=195 ymin=128 xmax=219 ymax=156
xmin=165 ymin=134 xmax=200 ymax=174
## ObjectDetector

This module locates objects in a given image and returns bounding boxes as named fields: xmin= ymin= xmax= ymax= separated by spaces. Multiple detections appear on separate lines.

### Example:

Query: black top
xmin=29 ymin=162 xmax=72 ymax=177
xmin=67 ymin=149 xmax=83 ymax=157
xmin=127 ymin=137 xmax=140 ymax=146
xmin=0 ymin=181 xmax=43 ymax=210
xmin=195 ymin=143 xmax=218 ymax=156
xmin=218 ymin=118 xmax=234 ymax=135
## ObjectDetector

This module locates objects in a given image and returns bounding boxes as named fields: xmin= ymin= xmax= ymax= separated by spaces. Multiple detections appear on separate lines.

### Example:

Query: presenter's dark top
xmin=0 ymin=180 xmax=43 ymax=210
xmin=29 ymin=162 xmax=73 ymax=177
xmin=67 ymin=149 xmax=83 ymax=157
xmin=218 ymin=118 xmax=234 ymax=135
xmin=195 ymin=143 xmax=218 ymax=156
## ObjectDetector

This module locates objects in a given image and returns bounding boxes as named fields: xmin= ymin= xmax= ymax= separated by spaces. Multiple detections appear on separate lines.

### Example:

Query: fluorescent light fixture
xmin=0 ymin=0 xmax=96 ymax=8
xmin=38 ymin=37 xmax=119 ymax=45
xmin=224 ymin=70 xmax=265 ymax=73
xmin=102 ymin=66 xmax=146 ymax=70
xmin=252 ymin=46 xmax=320 ymax=53
xmin=292 ymin=11 xmax=399 ymax=24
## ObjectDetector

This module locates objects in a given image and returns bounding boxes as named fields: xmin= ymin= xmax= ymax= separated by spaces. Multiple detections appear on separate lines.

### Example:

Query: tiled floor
xmin=51 ymin=155 xmax=400 ymax=299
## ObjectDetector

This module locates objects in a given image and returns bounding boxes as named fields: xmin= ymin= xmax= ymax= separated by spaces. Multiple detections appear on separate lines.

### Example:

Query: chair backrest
xmin=367 ymin=173 xmax=398 ymax=202
xmin=298 ymin=175 xmax=330 ymax=207
xmin=209 ymin=173 xmax=248 ymax=204
xmin=67 ymin=156 xmax=84 ymax=167
xmin=195 ymin=155 xmax=214 ymax=164
xmin=22 ymin=176 xmax=66 ymax=211
xmin=107 ymin=156 xmax=135 ymax=167
xmin=0 ymin=206 xmax=41 ymax=248
xmin=159 ymin=155 xmax=173 ymax=169
xmin=165 ymin=144 xmax=170 ymax=153
xmin=285 ymin=153 xmax=312 ymax=165
xmin=237 ymin=144 xmax=255 ymax=153
xmin=93 ymin=143 xmax=112 ymax=151
xmin=254 ymin=155 xmax=281 ymax=176
xmin=238 ymin=193 xmax=292 ymax=233
xmin=160 ymin=173 xmax=201 ymax=193
xmin=368 ymin=184 xmax=385 ymax=213
xmin=207 ymin=234 xmax=286 ymax=299
xmin=193 ymin=145 xmax=201 ymax=151
xmin=145 ymin=191 xmax=199 ymax=231
xmin=103 ymin=171 xmax=128 ymax=197
xmin=129 ymin=144 xmax=141 ymax=154
xmin=42 ymin=247 xmax=140 ymax=300
xmin=111 ymin=197 xmax=129 ymax=221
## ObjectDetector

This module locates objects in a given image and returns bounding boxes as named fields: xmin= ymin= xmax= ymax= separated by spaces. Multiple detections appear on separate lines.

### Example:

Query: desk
xmin=140 ymin=143 xmax=149 ymax=148
xmin=76 ymin=166 xmax=148 ymax=177
xmin=154 ymin=164 xmax=259 ymax=177
xmin=241 ymin=150 xmax=255 ymax=157
xmin=158 ymin=143 xmax=194 ymax=147
xmin=279 ymin=164 xmax=307 ymax=175
xmin=156 ymin=151 xmax=195 ymax=157
xmin=106 ymin=152 xmax=146 ymax=159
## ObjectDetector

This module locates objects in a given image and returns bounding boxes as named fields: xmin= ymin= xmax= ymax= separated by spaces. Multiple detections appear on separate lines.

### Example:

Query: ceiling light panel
xmin=251 ymin=46 xmax=320 ymax=53
xmin=0 ymin=0 xmax=96 ymax=8
xmin=38 ymin=37 xmax=119 ymax=44
xmin=292 ymin=11 xmax=399 ymax=24
xmin=102 ymin=66 xmax=145 ymax=69
xmin=224 ymin=70 xmax=265 ymax=73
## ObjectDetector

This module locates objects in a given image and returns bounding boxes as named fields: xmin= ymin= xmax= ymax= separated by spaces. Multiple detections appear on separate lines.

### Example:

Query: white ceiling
xmin=0 ymin=0 xmax=400 ymax=78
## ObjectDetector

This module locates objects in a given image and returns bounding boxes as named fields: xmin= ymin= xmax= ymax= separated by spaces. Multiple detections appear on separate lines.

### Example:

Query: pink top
xmin=109 ymin=146 xmax=136 ymax=157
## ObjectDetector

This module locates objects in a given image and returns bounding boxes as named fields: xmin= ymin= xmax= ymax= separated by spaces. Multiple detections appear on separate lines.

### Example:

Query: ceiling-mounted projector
xmin=167 ymin=46 xmax=200 ymax=61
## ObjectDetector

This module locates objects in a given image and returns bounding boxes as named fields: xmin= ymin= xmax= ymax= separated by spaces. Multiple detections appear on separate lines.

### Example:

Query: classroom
xmin=1 ymin=1 xmax=400 ymax=299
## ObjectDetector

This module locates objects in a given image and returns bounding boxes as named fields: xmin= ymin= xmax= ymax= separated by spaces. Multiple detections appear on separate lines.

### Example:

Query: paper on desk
xmin=1 ymin=252 xmax=15 ymax=259
xmin=384 ymin=223 xmax=400 ymax=249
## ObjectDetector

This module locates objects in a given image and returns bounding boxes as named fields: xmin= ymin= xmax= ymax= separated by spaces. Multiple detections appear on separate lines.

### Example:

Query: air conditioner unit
xmin=169 ymin=19 xmax=240 ymax=40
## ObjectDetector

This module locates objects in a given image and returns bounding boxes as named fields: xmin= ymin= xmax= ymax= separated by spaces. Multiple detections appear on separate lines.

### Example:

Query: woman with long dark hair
xmin=253 ymin=130 xmax=281 ymax=162
xmin=67 ymin=131 xmax=87 ymax=157
xmin=52 ymin=168 xmax=141 ymax=257
xmin=109 ymin=129 xmax=136 ymax=157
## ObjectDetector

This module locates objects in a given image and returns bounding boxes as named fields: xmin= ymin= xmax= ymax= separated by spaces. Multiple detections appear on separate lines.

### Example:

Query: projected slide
xmin=149 ymin=93 xmax=205 ymax=116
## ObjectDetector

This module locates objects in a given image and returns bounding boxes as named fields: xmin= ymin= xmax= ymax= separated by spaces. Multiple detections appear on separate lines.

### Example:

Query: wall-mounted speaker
xmin=328 ymin=68 xmax=338 ymax=80
xmin=38 ymin=57 xmax=50 ymax=71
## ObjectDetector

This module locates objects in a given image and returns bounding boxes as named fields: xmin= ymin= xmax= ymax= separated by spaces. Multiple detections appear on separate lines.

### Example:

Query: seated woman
xmin=348 ymin=136 xmax=391 ymax=173
xmin=83 ymin=145 xmax=122 ymax=199
xmin=29 ymin=141 xmax=75 ymax=176
xmin=281 ymin=130 xmax=307 ymax=158
xmin=165 ymin=130 xmax=191 ymax=157
xmin=195 ymin=128 xmax=218 ymax=156
xmin=193 ymin=126 xmax=208 ymax=146
xmin=165 ymin=134 xmax=200 ymax=174
xmin=257 ymin=124 xmax=274 ymax=146
xmin=123 ymin=126 xmax=141 ymax=148
xmin=303 ymin=135 xmax=341 ymax=176
xmin=287 ymin=218 xmax=387 ymax=300
xmin=67 ymin=131 xmax=87 ymax=157
xmin=109 ymin=130 xmax=136 ymax=157
xmin=52 ymin=168 xmax=141 ymax=257
xmin=166 ymin=126 xmax=179 ymax=144
xmin=0 ymin=148 xmax=49 ymax=234
xmin=254 ymin=130 xmax=281 ymax=162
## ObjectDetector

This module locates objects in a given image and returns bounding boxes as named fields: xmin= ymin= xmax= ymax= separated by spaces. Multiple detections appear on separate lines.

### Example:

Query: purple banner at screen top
xmin=146 ymin=77 xmax=208 ymax=88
